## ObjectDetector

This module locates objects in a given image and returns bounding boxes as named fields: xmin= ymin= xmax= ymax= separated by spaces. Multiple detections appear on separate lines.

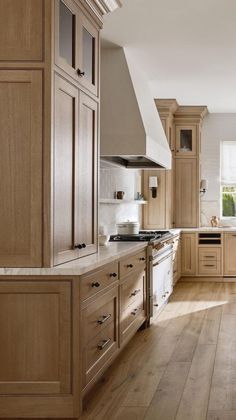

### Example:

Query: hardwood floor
xmin=81 ymin=281 xmax=236 ymax=420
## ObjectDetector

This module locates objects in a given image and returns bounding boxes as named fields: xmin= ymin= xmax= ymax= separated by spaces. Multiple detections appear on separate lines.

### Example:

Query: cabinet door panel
xmin=54 ymin=75 xmax=79 ymax=265
xmin=175 ymin=158 xmax=198 ymax=227
xmin=0 ymin=71 xmax=42 ymax=267
xmin=78 ymin=13 xmax=99 ymax=95
xmin=181 ymin=233 xmax=196 ymax=275
xmin=0 ymin=281 xmax=71 ymax=395
xmin=0 ymin=0 xmax=43 ymax=61
xmin=224 ymin=233 xmax=236 ymax=275
xmin=75 ymin=93 xmax=98 ymax=257
xmin=175 ymin=125 xmax=197 ymax=157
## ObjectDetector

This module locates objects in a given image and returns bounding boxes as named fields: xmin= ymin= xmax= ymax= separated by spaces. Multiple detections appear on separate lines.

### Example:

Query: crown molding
xmin=155 ymin=98 xmax=179 ymax=119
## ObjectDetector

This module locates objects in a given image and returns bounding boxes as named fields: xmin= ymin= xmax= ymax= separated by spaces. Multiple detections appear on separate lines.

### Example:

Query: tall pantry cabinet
xmin=0 ymin=0 xmax=111 ymax=268
xmin=143 ymin=101 xmax=208 ymax=229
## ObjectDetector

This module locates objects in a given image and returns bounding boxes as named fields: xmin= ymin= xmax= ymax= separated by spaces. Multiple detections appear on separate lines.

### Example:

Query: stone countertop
xmin=180 ymin=227 xmax=236 ymax=232
xmin=0 ymin=242 xmax=148 ymax=277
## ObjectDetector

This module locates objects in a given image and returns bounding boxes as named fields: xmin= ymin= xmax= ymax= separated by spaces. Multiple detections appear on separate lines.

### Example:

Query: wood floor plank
xmin=175 ymin=344 xmax=216 ymax=420
xmin=207 ymin=410 xmax=236 ymax=420
xmin=170 ymin=310 xmax=206 ymax=362
xmin=121 ymin=314 xmax=191 ymax=407
xmin=144 ymin=362 xmax=191 ymax=420
xmin=198 ymin=306 xmax=222 ymax=345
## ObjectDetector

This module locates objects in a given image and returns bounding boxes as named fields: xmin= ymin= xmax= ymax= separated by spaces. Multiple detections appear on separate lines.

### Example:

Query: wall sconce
xmin=200 ymin=179 xmax=208 ymax=194
xmin=149 ymin=176 xmax=158 ymax=198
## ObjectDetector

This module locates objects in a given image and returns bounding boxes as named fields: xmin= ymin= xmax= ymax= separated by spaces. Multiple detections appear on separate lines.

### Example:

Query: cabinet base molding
xmin=180 ymin=276 xmax=236 ymax=282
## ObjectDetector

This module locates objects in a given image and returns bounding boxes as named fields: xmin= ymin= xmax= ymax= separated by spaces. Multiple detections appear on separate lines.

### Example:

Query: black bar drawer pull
xmin=131 ymin=308 xmax=138 ymax=315
xmin=97 ymin=338 xmax=111 ymax=350
xmin=127 ymin=264 xmax=133 ymax=268
xmin=204 ymin=264 xmax=215 ymax=267
xmin=97 ymin=314 xmax=111 ymax=325
xmin=131 ymin=289 xmax=141 ymax=297
xmin=110 ymin=272 xmax=117 ymax=277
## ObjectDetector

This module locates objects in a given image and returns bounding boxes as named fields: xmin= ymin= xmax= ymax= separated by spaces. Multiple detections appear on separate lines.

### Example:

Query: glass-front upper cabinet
xmin=175 ymin=125 xmax=197 ymax=157
xmin=55 ymin=0 xmax=99 ymax=96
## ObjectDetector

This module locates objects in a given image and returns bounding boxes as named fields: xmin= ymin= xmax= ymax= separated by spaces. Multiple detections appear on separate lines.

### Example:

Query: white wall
xmin=201 ymin=113 xmax=236 ymax=225
xmin=99 ymin=162 xmax=143 ymax=234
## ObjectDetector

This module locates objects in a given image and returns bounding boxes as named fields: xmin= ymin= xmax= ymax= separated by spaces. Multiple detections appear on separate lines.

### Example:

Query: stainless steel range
xmin=110 ymin=230 xmax=174 ymax=323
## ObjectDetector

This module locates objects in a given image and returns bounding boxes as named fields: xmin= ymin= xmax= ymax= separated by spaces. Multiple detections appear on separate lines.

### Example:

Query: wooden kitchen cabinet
xmin=0 ymin=0 xmax=43 ymax=61
xmin=55 ymin=0 xmax=99 ymax=96
xmin=175 ymin=125 xmax=197 ymax=157
xmin=54 ymin=76 xmax=98 ymax=265
xmin=81 ymin=286 xmax=118 ymax=390
xmin=0 ymin=70 xmax=42 ymax=267
xmin=175 ymin=158 xmax=198 ymax=228
xmin=224 ymin=233 xmax=236 ymax=275
xmin=181 ymin=233 xmax=196 ymax=275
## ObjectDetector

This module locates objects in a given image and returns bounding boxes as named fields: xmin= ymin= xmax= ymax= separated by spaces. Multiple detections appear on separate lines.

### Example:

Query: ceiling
xmin=101 ymin=0 xmax=236 ymax=112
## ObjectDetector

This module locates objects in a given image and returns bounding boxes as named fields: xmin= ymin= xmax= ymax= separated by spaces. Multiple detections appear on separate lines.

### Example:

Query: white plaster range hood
xmin=100 ymin=45 xmax=172 ymax=169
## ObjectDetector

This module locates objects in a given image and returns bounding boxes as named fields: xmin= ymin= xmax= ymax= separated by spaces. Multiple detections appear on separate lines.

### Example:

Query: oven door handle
xmin=152 ymin=252 xmax=173 ymax=267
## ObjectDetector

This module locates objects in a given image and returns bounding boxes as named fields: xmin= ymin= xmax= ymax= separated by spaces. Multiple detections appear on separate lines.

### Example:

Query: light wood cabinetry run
xmin=181 ymin=233 xmax=197 ymax=276
xmin=224 ymin=233 xmax=236 ymax=275
xmin=0 ymin=0 xmax=113 ymax=268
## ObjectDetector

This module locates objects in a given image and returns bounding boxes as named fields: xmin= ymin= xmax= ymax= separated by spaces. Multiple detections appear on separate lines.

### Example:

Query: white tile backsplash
xmin=99 ymin=162 xmax=143 ymax=234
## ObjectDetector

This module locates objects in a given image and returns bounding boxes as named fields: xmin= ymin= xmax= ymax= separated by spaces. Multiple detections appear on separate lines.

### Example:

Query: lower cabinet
xmin=224 ymin=233 xmax=236 ymax=275
xmin=181 ymin=233 xmax=197 ymax=275
xmin=0 ymin=278 xmax=78 ymax=418
xmin=81 ymin=286 xmax=119 ymax=389
xmin=120 ymin=269 xmax=146 ymax=345
xmin=173 ymin=235 xmax=181 ymax=284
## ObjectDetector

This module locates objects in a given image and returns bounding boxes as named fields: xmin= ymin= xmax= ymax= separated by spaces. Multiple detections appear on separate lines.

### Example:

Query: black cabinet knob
xmin=139 ymin=257 xmax=145 ymax=261
xmin=92 ymin=282 xmax=100 ymax=288
xmin=74 ymin=244 xmax=83 ymax=249
xmin=127 ymin=264 xmax=133 ymax=268
xmin=110 ymin=273 xmax=117 ymax=277
xmin=77 ymin=68 xmax=85 ymax=77
xmin=82 ymin=243 xmax=86 ymax=248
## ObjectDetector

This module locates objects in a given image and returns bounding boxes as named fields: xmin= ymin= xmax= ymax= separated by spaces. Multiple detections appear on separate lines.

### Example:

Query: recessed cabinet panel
xmin=0 ymin=71 xmax=42 ymax=267
xmin=175 ymin=158 xmax=198 ymax=227
xmin=224 ymin=233 xmax=236 ymax=275
xmin=176 ymin=125 xmax=197 ymax=157
xmin=54 ymin=75 xmax=79 ymax=265
xmin=0 ymin=0 xmax=43 ymax=61
xmin=75 ymin=93 xmax=98 ymax=257
xmin=0 ymin=281 xmax=71 ymax=395
xmin=181 ymin=233 xmax=196 ymax=275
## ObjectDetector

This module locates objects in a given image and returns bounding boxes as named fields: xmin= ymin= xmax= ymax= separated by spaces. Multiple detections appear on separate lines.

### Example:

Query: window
xmin=221 ymin=141 xmax=236 ymax=217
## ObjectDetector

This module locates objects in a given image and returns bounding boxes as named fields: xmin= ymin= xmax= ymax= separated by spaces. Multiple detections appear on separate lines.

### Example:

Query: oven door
xmin=149 ymin=245 xmax=173 ymax=318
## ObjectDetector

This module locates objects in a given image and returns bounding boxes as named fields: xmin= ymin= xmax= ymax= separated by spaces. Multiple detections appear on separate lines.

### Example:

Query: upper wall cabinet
xmin=175 ymin=125 xmax=197 ymax=157
xmin=0 ymin=0 xmax=43 ymax=61
xmin=0 ymin=71 xmax=42 ymax=267
xmin=55 ymin=0 xmax=99 ymax=96
xmin=54 ymin=75 xmax=98 ymax=266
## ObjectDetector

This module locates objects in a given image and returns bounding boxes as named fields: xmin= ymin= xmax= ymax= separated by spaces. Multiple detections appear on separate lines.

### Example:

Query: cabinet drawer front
xmin=199 ymin=248 xmax=221 ymax=261
xmin=120 ymin=300 xmax=145 ymax=344
xmin=81 ymin=262 xmax=119 ymax=302
xmin=82 ymin=322 xmax=117 ymax=387
xmin=198 ymin=260 xmax=221 ymax=275
xmin=120 ymin=271 xmax=145 ymax=312
xmin=81 ymin=287 xmax=118 ymax=344
xmin=119 ymin=250 xmax=146 ymax=279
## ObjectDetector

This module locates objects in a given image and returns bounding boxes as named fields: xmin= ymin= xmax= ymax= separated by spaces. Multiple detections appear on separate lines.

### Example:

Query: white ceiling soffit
xmin=102 ymin=0 xmax=236 ymax=113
